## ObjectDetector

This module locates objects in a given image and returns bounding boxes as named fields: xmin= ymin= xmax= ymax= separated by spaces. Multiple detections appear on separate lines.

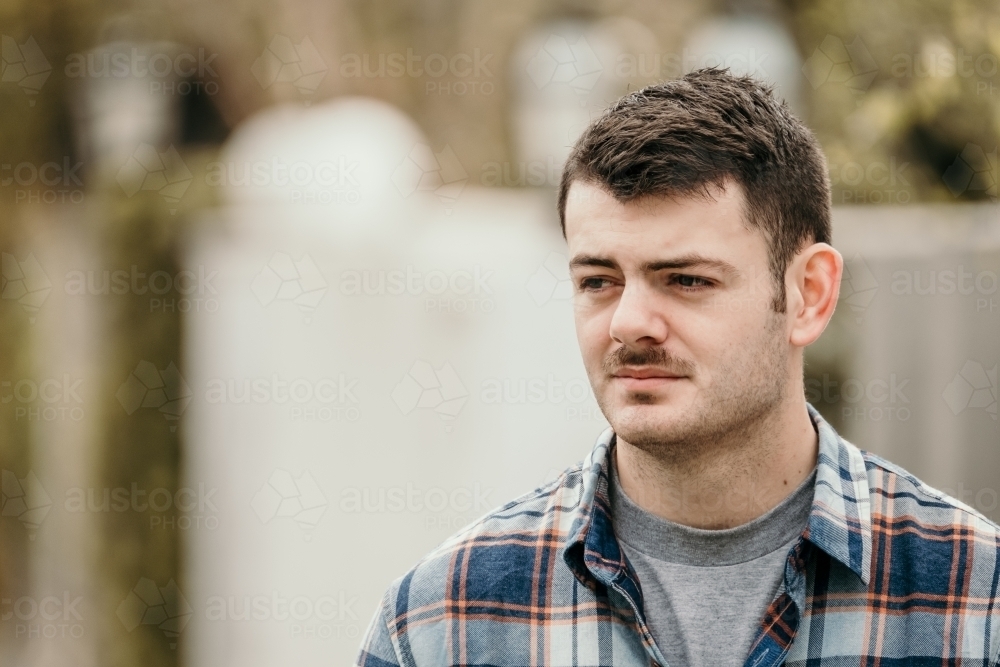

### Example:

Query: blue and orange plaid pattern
xmin=357 ymin=405 xmax=1000 ymax=667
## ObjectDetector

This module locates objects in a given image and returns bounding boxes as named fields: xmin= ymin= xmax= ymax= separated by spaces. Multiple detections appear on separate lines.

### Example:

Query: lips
xmin=610 ymin=368 xmax=686 ymax=392
xmin=612 ymin=367 xmax=685 ymax=380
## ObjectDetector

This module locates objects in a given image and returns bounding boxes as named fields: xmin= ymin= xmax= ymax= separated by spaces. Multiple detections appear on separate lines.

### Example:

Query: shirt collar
xmin=804 ymin=403 xmax=872 ymax=585
xmin=563 ymin=404 xmax=872 ymax=589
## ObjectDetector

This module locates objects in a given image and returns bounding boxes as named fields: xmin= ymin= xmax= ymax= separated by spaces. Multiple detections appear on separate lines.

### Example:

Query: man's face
xmin=564 ymin=180 xmax=793 ymax=455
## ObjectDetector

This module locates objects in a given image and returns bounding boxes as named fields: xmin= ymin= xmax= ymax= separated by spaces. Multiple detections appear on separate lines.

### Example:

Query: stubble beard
xmin=596 ymin=314 xmax=789 ymax=469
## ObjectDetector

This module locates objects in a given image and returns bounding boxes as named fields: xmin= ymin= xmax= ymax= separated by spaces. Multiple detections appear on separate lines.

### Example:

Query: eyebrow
xmin=569 ymin=253 xmax=741 ymax=278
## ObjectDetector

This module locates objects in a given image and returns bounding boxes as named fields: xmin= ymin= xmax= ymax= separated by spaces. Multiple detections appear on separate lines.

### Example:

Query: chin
xmin=606 ymin=402 xmax=686 ymax=442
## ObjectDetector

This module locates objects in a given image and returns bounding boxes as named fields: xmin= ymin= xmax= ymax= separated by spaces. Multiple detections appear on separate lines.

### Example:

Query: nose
xmin=608 ymin=280 xmax=668 ymax=348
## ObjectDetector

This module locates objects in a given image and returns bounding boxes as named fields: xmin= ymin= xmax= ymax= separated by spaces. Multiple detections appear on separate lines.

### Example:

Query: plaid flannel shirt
xmin=357 ymin=405 xmax=1000 ymax=667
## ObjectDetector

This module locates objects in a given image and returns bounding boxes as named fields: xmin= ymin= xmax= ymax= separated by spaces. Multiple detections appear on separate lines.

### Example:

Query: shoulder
xmin=860 ymin=448 xmax=1000 ymax=541
xmin=379 ymin=461 xmax=589 ymax=614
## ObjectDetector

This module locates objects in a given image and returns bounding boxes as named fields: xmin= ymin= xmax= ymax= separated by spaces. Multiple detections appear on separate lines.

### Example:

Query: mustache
xmin=602 ymin=346 xmax=696 ymax=376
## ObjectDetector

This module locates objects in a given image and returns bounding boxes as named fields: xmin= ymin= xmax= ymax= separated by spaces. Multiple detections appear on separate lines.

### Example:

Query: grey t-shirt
xmin=609 ymin=457 xmax=816 ymax=667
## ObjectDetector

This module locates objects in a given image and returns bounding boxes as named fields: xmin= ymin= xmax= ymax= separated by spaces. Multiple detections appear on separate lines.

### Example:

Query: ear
xmin=786 ymin=243 xmax=843 ymax=348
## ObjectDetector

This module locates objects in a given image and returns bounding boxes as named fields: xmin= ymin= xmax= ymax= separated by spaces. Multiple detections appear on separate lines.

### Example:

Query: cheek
xmin=702 ymin=309 xmax=782 ymax=364
xmin=574 ymin=305 xmax=612 ymax=359
xmin=667 ymin=306 xmax=747 ymax=366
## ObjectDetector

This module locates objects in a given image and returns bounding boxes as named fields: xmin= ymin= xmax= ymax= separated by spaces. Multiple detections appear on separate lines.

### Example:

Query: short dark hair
xmin=558 ymin=67 xmax=831 ymax=312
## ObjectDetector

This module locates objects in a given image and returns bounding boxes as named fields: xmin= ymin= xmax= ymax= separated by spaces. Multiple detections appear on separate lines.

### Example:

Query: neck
xmin=613 ymin=394 xmax=818 ymax=530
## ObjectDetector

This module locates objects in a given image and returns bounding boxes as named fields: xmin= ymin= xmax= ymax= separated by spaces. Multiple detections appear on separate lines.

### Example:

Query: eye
xmin=671 ymin=274 xmax=712 ymax=289
xmin=578 ymin=276 xmax=613 ymax=291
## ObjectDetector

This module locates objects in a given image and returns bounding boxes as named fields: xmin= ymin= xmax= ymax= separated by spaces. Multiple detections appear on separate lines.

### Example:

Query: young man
xmin=357 ymin=69 xmax=1000 ymax=667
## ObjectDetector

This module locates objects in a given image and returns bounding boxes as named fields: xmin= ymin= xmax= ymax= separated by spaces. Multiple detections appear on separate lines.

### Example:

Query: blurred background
xmin=1 ymin=0 xmax=998 ymax=666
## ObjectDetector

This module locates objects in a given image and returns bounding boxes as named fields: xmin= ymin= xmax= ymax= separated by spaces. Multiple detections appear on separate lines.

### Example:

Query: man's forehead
xmin=564 ymin=180 xmax=754 ymax=247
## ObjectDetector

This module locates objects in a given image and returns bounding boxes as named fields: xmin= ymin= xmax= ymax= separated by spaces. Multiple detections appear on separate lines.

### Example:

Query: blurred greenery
xmin=785 ymin=0 xmax=1000 ymax=203
xmin=94 ymin=194 xmax=185 ymax=667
